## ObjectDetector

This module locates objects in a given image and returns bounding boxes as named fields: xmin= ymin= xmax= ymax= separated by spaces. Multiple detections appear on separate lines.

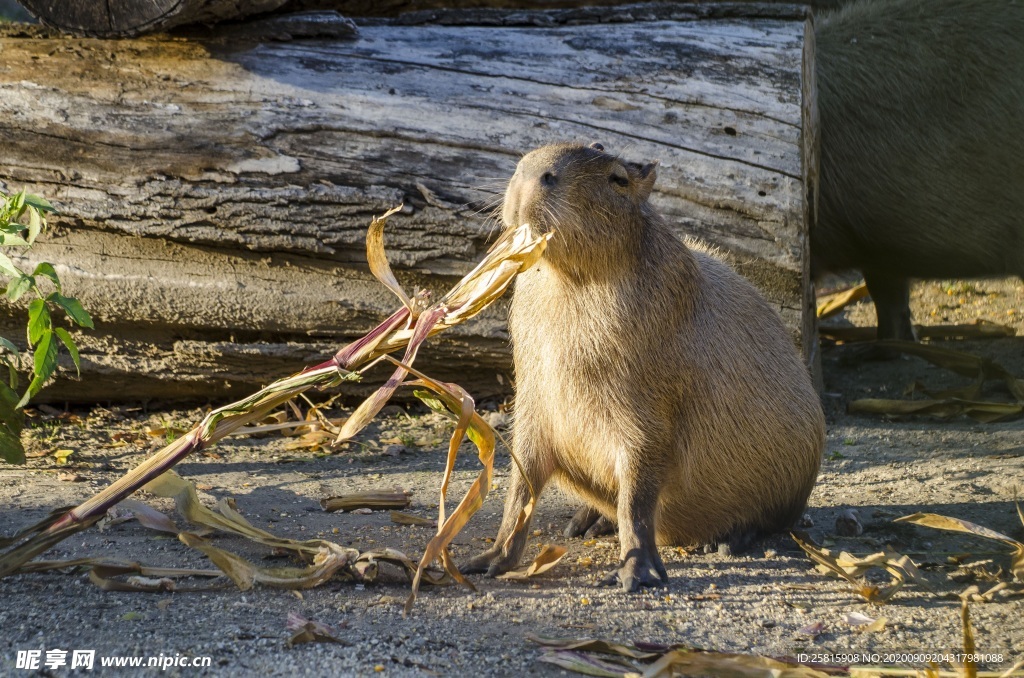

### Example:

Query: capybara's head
xmin=503 ymin=143 xmax=658 ymax=274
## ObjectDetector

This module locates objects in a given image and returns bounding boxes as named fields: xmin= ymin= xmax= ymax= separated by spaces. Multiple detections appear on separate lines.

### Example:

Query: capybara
xmin=463 ymin=143 xmax=825 ymax=591
xmin=814 ymin=0 xmax=1024 ymax=340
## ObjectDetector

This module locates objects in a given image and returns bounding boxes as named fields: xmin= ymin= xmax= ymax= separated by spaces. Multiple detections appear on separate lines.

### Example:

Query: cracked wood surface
xmin=18 ymin=0 xmax=292 ymax=37
xmin=0 ymin=7 xmax=812 ymax=403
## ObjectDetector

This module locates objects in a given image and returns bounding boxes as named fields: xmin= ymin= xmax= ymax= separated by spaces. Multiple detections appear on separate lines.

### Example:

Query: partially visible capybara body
xmin=464 ymin=143 xmax=825 ymax=591
xmin=814 ymin=0 xmax=1024 ymax=340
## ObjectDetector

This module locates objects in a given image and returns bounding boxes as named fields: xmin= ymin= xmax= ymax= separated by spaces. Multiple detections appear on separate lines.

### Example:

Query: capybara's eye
xmin=609 ymin=173 xmax=629 ymax=187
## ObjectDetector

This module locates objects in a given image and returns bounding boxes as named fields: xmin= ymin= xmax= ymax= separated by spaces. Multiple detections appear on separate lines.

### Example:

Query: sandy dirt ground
xmin=1 ymin=277 xmax=1022 ymax=677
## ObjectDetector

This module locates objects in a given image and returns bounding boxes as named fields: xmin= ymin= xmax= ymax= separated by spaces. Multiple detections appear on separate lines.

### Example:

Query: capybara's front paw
xmin=461 ymin=547 xmax=519 ymax=577
xmin=601 ymin=548 xmax=668 ymax=592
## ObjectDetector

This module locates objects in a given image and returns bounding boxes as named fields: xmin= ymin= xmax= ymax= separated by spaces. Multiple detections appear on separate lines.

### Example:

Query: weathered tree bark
xmin=10 ymin=0 xmax=841 ymax=37
xmin=301 ymin=0 xmax=844 ymax=18
xmin=0 ymin=5 xmax=815 ymax=403
xmin=17 ymin=0 xmax=290 ymax=37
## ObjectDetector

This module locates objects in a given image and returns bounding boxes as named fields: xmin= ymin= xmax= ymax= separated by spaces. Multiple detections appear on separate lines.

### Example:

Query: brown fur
xmin=464 ymin=144 xmax=825 ymax=590
xmin=814 ymin=0 xmax=1024 ymax=340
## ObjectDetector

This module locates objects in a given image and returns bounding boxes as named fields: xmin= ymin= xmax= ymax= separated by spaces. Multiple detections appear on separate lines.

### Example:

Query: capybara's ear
xmin=589 ymin=142 xmax=605 ymax=152
xmin=634 ymin=161 xmax=658 ymax=201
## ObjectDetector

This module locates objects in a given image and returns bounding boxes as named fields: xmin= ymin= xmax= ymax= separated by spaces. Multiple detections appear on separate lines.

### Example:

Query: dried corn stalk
xmin=0 ymin=206 xmax=551 ymax=613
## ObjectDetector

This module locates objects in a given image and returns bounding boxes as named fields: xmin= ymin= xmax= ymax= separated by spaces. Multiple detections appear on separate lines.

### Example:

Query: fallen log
xmin=11 ymin=1 xmax=838 ymax=37
xmin=15 ymin=0 xmax=291 ymax=38
xmin=0 ymin=5 xmax=816 ymax=403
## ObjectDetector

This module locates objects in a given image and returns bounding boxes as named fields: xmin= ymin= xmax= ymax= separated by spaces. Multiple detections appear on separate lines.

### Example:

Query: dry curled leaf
xmin=796 ymin=622 xmax=826 ymax=638
xmin=791 ymin=533 xmax=925 ymax=604
xmin=849 ymin=398 xmax=1022 ymax=423
xmin=402 ymin=366 xmax=497 ymax=614
xmin=118 ymin=500 xmax=179 ymax=534
xmin=643 ymin=649 xmax=833 ymax=678
xmin=817 ymin=283 xmax=868 ymax=319
xmin=844 ymin=612 xmax=888 ymax=633
xmin=498 ymin=544 xmax=568 ymax=580
xmin=896 ymin=512 xmax=1024 ymax=581
xmin=875 ymin=341 xmax=1024 ymax=402
xmin=821 ymin=319 xmax=1016 ymax=343
xmin=958 ymin=582 xmax=1024 ymax=603
xmin=537 ymin=649 xmax=637 ymax=677
xmin=527 ymin=635 xmax=662 ymax=661
xmin=365 ymin=204 xmax=414 ymax=312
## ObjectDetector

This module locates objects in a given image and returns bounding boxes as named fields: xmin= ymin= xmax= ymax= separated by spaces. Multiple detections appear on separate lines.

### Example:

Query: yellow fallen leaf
xmin=498 ymin=544 xmax=568 ymax=580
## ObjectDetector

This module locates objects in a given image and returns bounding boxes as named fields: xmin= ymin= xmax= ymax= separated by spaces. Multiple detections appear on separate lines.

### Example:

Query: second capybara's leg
xmin=461 ymin=444 xmax=553 ymax=577
xmin=603 ymin=452 xmax=668 ymax=592
xmin=864 ymin=269 xmax=916 ymax=342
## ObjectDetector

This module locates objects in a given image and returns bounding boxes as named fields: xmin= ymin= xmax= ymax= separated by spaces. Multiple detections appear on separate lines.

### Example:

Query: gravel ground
xmin=1 ymin=277 xmax=1022 ymax=677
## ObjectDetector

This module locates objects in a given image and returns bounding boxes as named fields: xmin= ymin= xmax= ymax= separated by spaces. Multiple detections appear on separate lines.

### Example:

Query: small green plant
xmin=0 ymin=189 xmax=93 ymax=464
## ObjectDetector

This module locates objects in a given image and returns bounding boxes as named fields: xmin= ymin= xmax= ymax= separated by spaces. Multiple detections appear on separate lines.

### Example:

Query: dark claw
xmin=600 ymin=549 xmax=668 ymax=592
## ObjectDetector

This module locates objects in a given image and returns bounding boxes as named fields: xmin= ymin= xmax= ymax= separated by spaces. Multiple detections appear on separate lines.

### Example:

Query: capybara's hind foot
xmin=600 ymin=547 xmax=668 ymax=592
xmin=585 ymin=516 xmax=615 ymax=538
xmin=564 ymin=505 xmax=616 ymax=538
xmin=461 ymin=547 xmax=518 ymax=577
xmin=701 ymin=526 xmax=763 ymax=556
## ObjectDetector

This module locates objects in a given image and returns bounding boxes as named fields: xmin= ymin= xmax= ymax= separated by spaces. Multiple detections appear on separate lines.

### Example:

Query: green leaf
xmin=0 ymin=428 xmax=26 ymax=465
xmin=0 ymin=336 xmax=20 ymax=356
xmin=17 ymin=329 xmax=58 ymax=408
xmin=32 ymin=329 xmax=58 ymax=381
xmin=50 ymin=293 xmax=93 ymax=329
xmin=0 ymin=233 xmax=29 ymax=247
xmin=26 ymin=207 xmax=42 ymax=245
xmin=54 ymin=327 xmax=80 ymax=376
xmin=0 ymin=380 xmax=24 ymax=432
xmin=0 ymin=251 xmax=21 ymax=278
xmin=11 ymin=191 xmax=25 ymax=214
xmin=0 ymin=378 xmax=22 ymax=413
xmin=14 ymin=386 xmax=34 ymax=417
xmin=5 ymin=274 xmax=34 ymax=303
xmin=32 ymin=263 xmax=60 ymax=292
xmin=27 ymin=299 xmax=51 ymax=344
xmin=23 ymin=194 xmax=55 ymax=213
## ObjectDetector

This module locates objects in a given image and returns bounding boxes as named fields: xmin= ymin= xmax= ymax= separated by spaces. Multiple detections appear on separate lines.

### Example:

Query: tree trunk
xmin=0 ymin=5 xmax=816 ymax=404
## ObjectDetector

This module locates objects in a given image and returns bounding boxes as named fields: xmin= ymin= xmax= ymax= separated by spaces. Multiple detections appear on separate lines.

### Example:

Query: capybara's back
xmin=647 ymin=242 xmax=825 ymax=548
xmin=814 ymin=0 xmax=1024 ymax=338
